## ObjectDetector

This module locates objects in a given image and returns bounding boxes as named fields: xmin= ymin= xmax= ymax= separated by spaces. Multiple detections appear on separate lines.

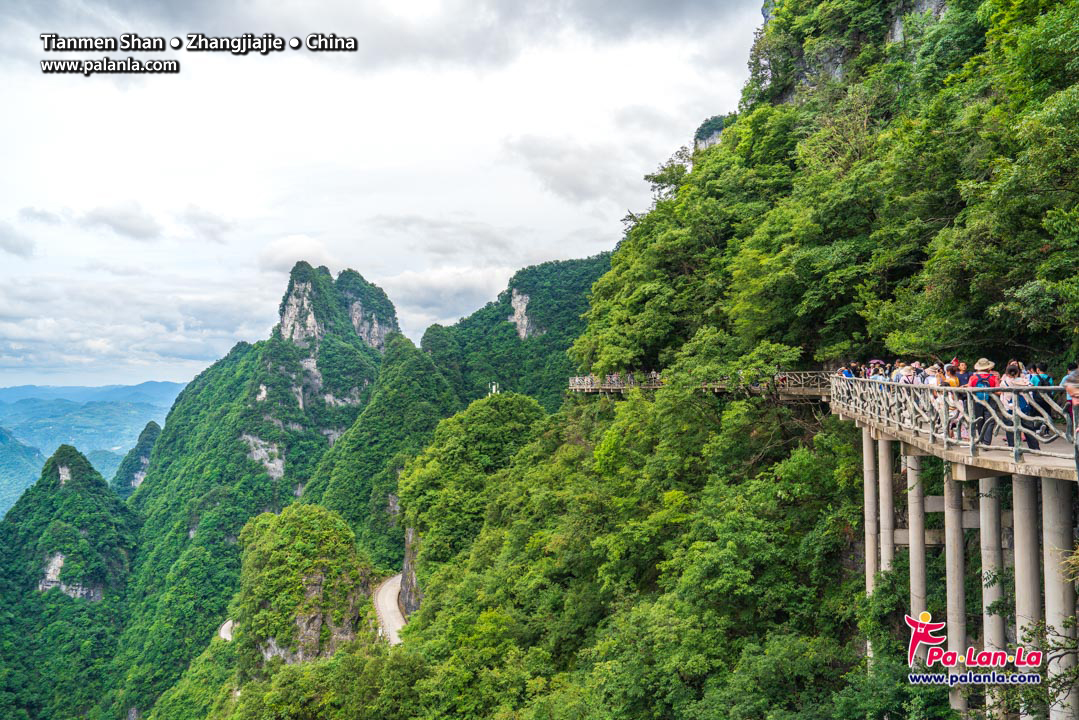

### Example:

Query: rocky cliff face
xmin=886 ymin=0 xmax=947 ymax=43
xmin=349 ymin=300 xmax=393 ymax=350
xmin=279 ymin=281 xmax=324 ymax=348
xmin=507 ymin=288 xmax=542 ymax=339
xmin=400 ymin=526 xmax=423 ymax=617
xmin=38 ymin=552 xmax=104 ymax=602
xmin=258 ymin=571 xmax=363 ymax=664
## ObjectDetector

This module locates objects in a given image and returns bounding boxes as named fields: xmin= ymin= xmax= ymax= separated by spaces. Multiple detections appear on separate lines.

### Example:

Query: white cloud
xmin=0 ymin=0 xmax=762 ymax=384
xmin=81 ymin=203 xmax=163 ymax=241
xmin=258 ymin=235 xmax=338 ymax=273
xmin=0 ymin=221 xmax=34 ymax=257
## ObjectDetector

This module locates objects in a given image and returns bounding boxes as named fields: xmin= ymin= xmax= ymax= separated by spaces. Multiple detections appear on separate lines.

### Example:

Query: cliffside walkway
xmin=569 ymin=369 xmax=1079 ymax=716
xmin=569 ymin=370 xmax=1078 ymax=480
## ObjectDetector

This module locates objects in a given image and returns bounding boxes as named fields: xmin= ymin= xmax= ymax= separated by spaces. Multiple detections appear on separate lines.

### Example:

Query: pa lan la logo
xmin=905 ymin=611 xmax=1043 ymax=668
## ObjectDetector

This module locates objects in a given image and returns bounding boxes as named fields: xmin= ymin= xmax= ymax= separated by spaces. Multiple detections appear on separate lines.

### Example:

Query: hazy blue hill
xmin=0 ymin=427 xmax=45 ymax=517
xmin=87 ymin=449 xmax=124 ymax=483
xmin=0 ymin=398 xmax=168 ymax=458
xmin=0 ymin=381 xmax=186 ymax=406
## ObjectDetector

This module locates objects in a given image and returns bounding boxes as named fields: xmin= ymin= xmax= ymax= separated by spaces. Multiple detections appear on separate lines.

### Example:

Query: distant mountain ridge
xmin=0 ymin=427 xmax=45 ymax=517
xmin=0 ymin=398 xmax=169 ymax=458
xmin=0 ymin=381 xmax=186 ymax=406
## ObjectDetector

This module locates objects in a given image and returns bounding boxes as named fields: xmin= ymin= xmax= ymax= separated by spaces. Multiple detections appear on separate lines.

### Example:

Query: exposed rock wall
xmin=400 ymin=526 xmax=423 ymax=617
xmin=257 ymin=573 xmax=362 ymax=664
xmin=279 ymin=281 xmax=323 ymax=347
xmin=241 ymin=434 xmax=285 ymax=480
xmin=507 ymin=288 xmax=542 ymax=340
xmin=37 ymin=552 xmax=104 ymax=602
xmin=887 ymin=0 xmax=946 ymax=43
xmin=349 ymin=300 xmax=393 ymax=351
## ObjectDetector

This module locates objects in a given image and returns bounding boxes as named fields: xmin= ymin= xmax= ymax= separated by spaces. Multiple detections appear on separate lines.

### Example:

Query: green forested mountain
xmin=0 ymin=427 xmax=44 ymax=517
xmin=110 ymin=422 xmax=161 ymax=501
xmin=302 ymin=334 xmax=459 ymax=570
xmin=423 ymin=254 xmax=610 ymax=411
xmin=0 ymin=446 xmax=139 ymax=720
xmin=102 ymin=262 xmax=397 ymax=719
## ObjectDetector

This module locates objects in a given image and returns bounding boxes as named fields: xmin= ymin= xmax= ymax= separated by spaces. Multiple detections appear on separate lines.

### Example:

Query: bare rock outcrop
xmin=507 ymin=288 xmax=543 ymax=340
xmin=258 ymin=573 xmax=362 ymax=664
xmin=279 ymin=281 xmax=323 ymax=348
xmin=37 ymin=552 xmax=104 ymax=602
xmin=400 ymin=527 xmax=423 ymax=617
xmin=349 ymin=300 xmax=393 ymax=351
xmin=241 ymin=434 xmax=284 ymax=480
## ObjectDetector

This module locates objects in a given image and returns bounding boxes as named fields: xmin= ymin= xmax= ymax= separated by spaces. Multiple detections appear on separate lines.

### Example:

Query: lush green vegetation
xmin=0 ymin=427 xmax=44 ymax=517
xmin=577 ymin=0 xmax=1079 ymax=372
xmin=424 ymin=254 xmax=610 ymax=412
xmin=303 ymin=334 xmax=459 ymax=570
xmin=110 ymin=421 xmax=161 ymax=501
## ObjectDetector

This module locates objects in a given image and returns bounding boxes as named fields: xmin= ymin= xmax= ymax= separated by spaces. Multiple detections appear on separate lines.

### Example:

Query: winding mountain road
xmin=374 ymin=573 xmax=406 ymax=645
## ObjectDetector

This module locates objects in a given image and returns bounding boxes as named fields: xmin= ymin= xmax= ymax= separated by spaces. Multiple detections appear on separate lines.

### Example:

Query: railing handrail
xmin=829 ymin=375 xmax=1079 ymax=474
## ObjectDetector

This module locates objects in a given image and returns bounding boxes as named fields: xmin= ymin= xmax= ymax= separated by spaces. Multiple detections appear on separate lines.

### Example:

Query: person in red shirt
xmin=968 ymin=358 xmax=999 ymax=446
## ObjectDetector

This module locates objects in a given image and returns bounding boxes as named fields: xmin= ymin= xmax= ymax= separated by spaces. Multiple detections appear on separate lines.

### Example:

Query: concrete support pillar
xmin=981 ymin=476 xmax=1006 ymax=717
xmin=945 ymin=469 xmax=968 ymax=712
xmin=862 ymin=428 xmax=878 ymax=596
xmin=907 ymin=455 xmax=927 ymax=618
xmin=980 ymin=476 xmax=1006 ymax=651
xmin=1013 ymin=475 xmax=1042 ymax=643
xmin=1014 ymin=474 xmax=1042 ymax=720
xmin=1042 ymin=476 xmax=1076 ymax=720
xmin=878 ymin=438 xmax=895 ymax=571
xmin=861 ymin=428 xmax=877 ymax=661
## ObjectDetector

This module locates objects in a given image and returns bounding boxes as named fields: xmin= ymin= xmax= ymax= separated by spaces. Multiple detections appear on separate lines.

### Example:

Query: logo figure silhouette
xmin=904 ymin=611 xmax=946 ymax=665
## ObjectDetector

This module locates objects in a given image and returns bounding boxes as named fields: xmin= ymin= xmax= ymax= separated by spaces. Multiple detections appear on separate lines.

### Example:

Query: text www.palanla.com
xmin=41 ymin=56 xmax=180 ymax=76
xmin=909 ymin=672 xmax=1043 ymax=686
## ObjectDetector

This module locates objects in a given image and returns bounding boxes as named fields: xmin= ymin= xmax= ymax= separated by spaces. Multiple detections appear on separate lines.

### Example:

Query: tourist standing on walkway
xmin=968 ymin=358 xmax=999 ymax=445
xmin=957 ymin=361 xmax=972 ymax=385
xmin=1000 ymin=363 xmax=1040 ymax=450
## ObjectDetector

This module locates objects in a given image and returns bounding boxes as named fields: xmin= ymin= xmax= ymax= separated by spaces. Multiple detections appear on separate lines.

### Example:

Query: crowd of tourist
xmin=835 ymin=357 xmax=1079 ymax=449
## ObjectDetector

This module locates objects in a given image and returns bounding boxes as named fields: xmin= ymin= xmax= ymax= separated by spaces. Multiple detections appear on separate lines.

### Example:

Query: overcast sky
xmin=0 ymin=0 xmax=762 ymax=386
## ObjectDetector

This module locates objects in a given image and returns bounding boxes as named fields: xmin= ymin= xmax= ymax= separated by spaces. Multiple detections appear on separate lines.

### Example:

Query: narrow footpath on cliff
xmin=374 ymin=573 xmax=406 ymax=645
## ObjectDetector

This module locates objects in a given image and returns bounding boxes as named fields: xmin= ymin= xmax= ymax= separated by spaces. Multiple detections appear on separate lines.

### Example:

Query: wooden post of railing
xmin=1012 ymin=393 xmax=1023 ymax=463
